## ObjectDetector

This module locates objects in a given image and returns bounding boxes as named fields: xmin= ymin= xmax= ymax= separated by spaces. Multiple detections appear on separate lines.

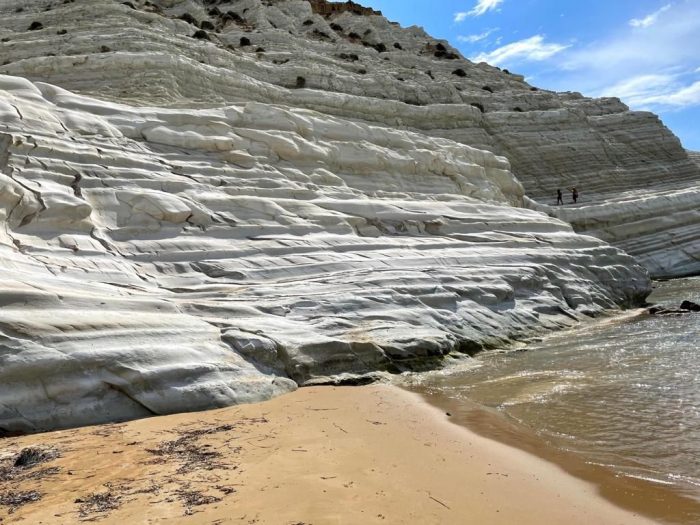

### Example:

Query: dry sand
xmin=0 ymin=385 xmax=657 ymax=524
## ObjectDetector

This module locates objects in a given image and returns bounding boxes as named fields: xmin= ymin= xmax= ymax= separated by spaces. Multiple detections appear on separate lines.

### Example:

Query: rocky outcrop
xmin=689 ymin=151 xmax=700 ymax=168
xmin=308 ymin=0 xmax=381 ymax=17
xmin=0 ymin=73 xmax=650 ymax=433
xmin=0 ymin=0 xmax=697 ymax=277
xmin=4 ymin=0 xmax=695 ymax=432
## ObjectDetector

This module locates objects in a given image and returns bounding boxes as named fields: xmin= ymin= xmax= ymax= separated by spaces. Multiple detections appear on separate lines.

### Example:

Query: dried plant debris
xmin=75 ymin=491 xmax=122 ymax=519
xmin=13 ymin=446 xmax=59 ymax=468
xmin=0 ymin=490 xmax=42 ymax=513
xmin=90 ymin=423 xmax=126 ymax=437
xmin=176 ymin=487 xmax=222 ymax=515
xmin=145 ymin=424 xmax=241 ymax=474
xmin=0 ymin=446 xmax=60 ymax=482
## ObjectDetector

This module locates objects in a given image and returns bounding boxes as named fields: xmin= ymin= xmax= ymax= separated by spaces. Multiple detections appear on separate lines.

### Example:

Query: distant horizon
xmin=364 ymin=0 xmax=699 ymax=151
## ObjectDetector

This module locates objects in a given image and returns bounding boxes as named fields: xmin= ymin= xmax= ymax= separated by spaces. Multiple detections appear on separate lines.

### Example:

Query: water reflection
xmin=408 ymin=278 xmax=700 ymax=495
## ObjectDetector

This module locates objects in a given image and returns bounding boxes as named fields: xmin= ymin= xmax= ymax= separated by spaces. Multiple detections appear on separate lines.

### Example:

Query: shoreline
xmin=409 ymin=384 xmax=700 ymax=524
xmin=0 ymin=384 xmax=662 ymax=524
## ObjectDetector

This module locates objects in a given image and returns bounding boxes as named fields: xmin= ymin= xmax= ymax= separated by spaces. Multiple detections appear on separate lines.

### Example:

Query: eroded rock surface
xmin=0 ymin=0 xmax=674 ymax=433
xmin=1 ymin=0 xmax=697 ymax=276
xmin=0 ymin=74 xmax=651 ymax=432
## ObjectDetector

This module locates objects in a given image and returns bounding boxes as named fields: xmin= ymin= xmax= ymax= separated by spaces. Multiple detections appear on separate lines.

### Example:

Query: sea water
xmin=408 ymin=277 xmax=700 ymax=505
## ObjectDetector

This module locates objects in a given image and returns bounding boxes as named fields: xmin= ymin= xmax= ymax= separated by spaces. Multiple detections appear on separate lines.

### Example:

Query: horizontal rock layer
xmin=0 ymin=74 xmax=650 ymax=433
xmin=1 ymin=0 xmax=698 ymax=276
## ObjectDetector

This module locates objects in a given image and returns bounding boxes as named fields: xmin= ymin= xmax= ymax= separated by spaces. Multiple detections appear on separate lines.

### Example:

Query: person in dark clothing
xmin=571 ymin=187 xmax=579 ymax=203
xmin=556 ymin=189 xmax=563 ymax=205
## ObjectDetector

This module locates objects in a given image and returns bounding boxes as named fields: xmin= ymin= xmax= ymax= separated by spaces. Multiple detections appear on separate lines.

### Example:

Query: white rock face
xmin=0 ymin=0 xmax=673 ymax=432
xmin=1 ymin=0 xmax=697 ymax=279
xmin=0 ymin=74 xmax=650 ymax=433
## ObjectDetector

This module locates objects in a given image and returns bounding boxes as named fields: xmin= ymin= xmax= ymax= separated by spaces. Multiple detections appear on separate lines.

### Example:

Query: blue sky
xmin=367 ymin=0 xmax=700 ymax=150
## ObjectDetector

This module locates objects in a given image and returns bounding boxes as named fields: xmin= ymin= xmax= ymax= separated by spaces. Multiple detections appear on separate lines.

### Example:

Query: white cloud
xmin=558 ymin=3 xmax=700 ymax=82
xmin=454 ymin=0 xmax=504 ymax=21
xmin=457 ymin=28 xmax=498 ymax=44
xmin=629 ymin=4 xmax=672 ymax=28
xmin=600 ymin=74 xmax=676 ymax=104
xmin=664 ymin=81 xmax=700 ymax=106
xmin=601 ymin=74 xmax=700 ymax=109
xmin=472 ymin=35 xmax=570 ymax=66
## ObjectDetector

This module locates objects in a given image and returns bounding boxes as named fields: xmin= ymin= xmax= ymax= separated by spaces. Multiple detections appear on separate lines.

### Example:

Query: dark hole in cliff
xmin=530 ymin=87 xmax=539 ymax=91
xmin=482 ymin=85 xmax=494 ymax=93
xmin=179 ymin=13 xmax=198 ymax=26
xmin=193 ymin=30 xmax=210 ymax=40
xmin=373 ymin=42 xmax=387 ymax=53
xmin=452 ymin=68 xmax=467 ymax=77
xmin=338 ymin=52 xmax=359 ymax=61
xmin=303 ymin=19 xmax=314 ymax=25
xmin=348 ymin=31 xmax=361 ymax=40
xmin=503 ymin=68 xmax=511 ymax=74
xmin=313 ymin=29 xmax=332 ymax=40
xmin=28 ymin=21 xmax=44 ymax=31
xmin=57 ymin=29 xmax=67 ymax=35
xmin=358 ymin=69 xmax=367 ymax=74
xmin=295 ymin=76 xmax=306 ymax=88
xmin=200 ymin=20 xmax=215 ymax=31
xmin=458 ymin=340 xmax=485 ymax=357
xmin=100 ymin=45 xmax=111 ymax=53
xmin=256 ymin=47 xmax=266 ymax=53
xmin=435 ymin=50 xmax=458 ymax=59
xmin=227 ymin=11 xmax=245 ymax=24
xmin=393 ymin=42 xmax=403 ymax=50
xmin=513 ymin=107 xmax=524 ymax=112
xmin=122 ymin=1 xmax=136 ymax=9
xmin=208 ymin=7 xmax=221 ymax=16
xmin=435 ymin=42 xmax=446 ymax=51
xmin=471 ymin=102 xmax=485 ymax=113
xmin=239 ymin=36 xmax=251 ymax=46
xmin=330 ymin=23 xmax=343 ymax=31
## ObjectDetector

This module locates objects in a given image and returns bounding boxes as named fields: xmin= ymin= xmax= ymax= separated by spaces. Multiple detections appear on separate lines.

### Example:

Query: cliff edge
xmin=0 ymin=0 xmax=673 ymax=432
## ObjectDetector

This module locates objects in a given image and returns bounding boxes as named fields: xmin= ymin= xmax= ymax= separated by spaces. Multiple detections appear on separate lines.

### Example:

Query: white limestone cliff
xmin=0 ymin=74 xmax=650 ymax=433
xmin=1 ymin=0 xmax=697 ymax=277
xmin=0 ymin=0 xmax=687 ymax=432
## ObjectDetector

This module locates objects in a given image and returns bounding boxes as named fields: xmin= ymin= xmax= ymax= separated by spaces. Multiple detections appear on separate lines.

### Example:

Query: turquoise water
xmin=409 ymin=278 xmax=700 ymax=498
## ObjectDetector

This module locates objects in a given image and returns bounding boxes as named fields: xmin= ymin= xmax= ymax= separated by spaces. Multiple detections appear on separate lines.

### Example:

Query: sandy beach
xmin=0 ymin=384 xmax=662 ymax=524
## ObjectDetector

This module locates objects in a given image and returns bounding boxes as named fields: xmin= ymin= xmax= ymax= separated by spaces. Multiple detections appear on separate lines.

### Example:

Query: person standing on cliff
xmin=571 ymin=187 xmax=579 ymax=204
xmin=556 ymin=189 xmax=564 ymax=205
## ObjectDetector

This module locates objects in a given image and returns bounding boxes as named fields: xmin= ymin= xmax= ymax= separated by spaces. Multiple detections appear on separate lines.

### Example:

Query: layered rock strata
xmin=1 ymin=0 xmax=698 ymax=276
xmin=0 ymin=73 xmax=650 ymax=433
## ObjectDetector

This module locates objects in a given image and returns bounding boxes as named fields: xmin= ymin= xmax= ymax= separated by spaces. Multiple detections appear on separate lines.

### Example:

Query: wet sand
xmin=410 ymin=385 xmax=700 ymax=524
xmin=0 ymin=385 xmax=657 ymax=524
